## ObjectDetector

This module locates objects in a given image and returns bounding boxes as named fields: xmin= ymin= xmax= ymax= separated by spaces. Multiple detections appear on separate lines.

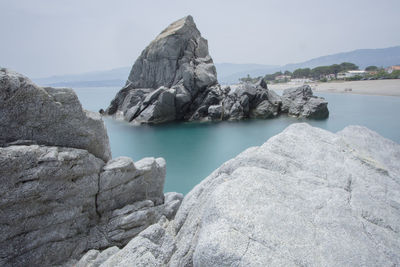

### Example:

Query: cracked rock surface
xmin=0 ymin=69 xmax=183 ymax=266
xmin=95 ymin=123 xmax=400 ymax=266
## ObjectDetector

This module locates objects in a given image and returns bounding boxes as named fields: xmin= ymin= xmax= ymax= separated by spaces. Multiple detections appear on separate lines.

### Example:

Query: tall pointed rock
xmin=106 ymin=15 xmax=219 ymax=124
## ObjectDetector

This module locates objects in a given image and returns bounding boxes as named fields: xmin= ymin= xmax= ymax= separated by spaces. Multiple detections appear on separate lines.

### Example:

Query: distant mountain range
xmin=217 ymin=46 xmax=400 ymax=84
xmin=33 ymin=67 xmax=130 ymax=88
xmin=33 ymin=45 xmax=400 ymax=87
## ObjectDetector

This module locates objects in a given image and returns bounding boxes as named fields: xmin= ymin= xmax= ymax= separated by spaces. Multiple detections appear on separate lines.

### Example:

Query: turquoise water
xmin=74 ymin=87 xmax=400 ymax=194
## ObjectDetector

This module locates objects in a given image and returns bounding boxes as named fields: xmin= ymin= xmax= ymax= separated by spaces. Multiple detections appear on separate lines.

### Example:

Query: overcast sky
xmin=1 ymin=0 xmax=400 ymax=78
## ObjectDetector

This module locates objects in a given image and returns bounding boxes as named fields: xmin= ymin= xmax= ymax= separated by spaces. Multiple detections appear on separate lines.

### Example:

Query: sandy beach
xmin=268 ymin=79 xmax=400 ymax=97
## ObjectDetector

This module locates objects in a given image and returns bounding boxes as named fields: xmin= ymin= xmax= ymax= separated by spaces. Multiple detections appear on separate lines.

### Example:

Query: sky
xmin=1 ymin=0 xmax=400 ymax=78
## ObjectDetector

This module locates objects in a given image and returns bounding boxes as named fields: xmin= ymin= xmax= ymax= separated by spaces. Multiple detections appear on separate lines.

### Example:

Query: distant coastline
xmin=269 ymin=79 xmax=400 ymax=97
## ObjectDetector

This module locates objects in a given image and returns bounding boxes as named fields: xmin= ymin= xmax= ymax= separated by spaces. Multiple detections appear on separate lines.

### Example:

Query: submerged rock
xmin=0 ymin=69 xmax=182 ymax=266
xmin=105 ymin=16 xmax=326 ymax=124
xmin=95 ymin=123 xmax=400 ymax=266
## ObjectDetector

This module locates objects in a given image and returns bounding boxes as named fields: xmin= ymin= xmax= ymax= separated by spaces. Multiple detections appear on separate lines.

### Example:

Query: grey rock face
xmin=76 ymin=194 xmax=184 ymax=267
xmin=106 ymin=16 xmax=218 ymax=124
xmin=75 ymin=246 xmax=120 ymax=267
xmin=101 ymin=123 xmax=400 ymax=266
xmin=0 ymin=141 xmax=181 ymax=266
xmin=126 ymin=16 xmax=216 ymax=91
xmin=281 ymin=84 xmax=329 ymax=119
xmin=0 ymin=68 xmax=111 ymax=161
xmin=97 ymin=157 xmax=166 ymax=214
xmin=0 ymin=145 xmax=103 ymax=266
xmin=0 ymin=69 xmax=183 ymax=266
xmin=220 ymin=81 xmax=281 ymax=121
xmin=100 ymin=217 xmax=177 ymax=267
xmin=95 ymin=191 xmax=182 ymax=249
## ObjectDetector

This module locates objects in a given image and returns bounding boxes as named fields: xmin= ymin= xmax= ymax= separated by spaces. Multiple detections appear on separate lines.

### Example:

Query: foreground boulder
xmin=105 ymin=16 xmax=328 ymax=124
xmin=0 ymin=68 xmax=111 ymax=161
xmin=89 ymin=123 xmax=400 ymax=266
xmin=0 ymin=69 xmax=182 ymax=266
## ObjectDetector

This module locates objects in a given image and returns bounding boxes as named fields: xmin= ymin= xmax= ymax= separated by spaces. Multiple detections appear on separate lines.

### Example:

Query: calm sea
xmin=73 ymin=86 xmax=400 ymax=194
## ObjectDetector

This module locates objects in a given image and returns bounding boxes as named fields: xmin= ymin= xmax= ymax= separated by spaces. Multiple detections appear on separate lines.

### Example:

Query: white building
xmin=275 ymin=75 xmax=291 ymax=81
xmin=289 ymin=78 xmax=313 ymax=84
xmin=386 ymin=65 xmax=400 ymax=74
xmin=337 ymin=70 xmax=367 ymax=79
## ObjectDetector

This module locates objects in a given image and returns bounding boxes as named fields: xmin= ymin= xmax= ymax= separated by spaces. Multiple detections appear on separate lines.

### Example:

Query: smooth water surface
xmin=74 ymin=87 xmax=400 ymax=194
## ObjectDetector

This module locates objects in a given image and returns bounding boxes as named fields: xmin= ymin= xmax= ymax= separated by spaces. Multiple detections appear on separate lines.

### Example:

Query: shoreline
xmin=268 ymin=79 xmax=400 ymax=97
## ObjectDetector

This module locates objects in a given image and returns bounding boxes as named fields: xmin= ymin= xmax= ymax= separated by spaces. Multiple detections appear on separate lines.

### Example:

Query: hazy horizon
xmin=2 ymin=0 xmax=400 ymax=78
xmin=32 ymin=45 xmax=400 ymax=79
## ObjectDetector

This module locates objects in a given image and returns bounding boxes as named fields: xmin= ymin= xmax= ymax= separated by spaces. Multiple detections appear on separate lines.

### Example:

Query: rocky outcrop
xmin=91 ymin=123 xmax=400 ymax=266
xmin=105 ymin=16 xmax=328 ymax=124
xmin=105 ymin=15 xmax=218 ymax=124
xmin=281 ymin=84 xmax=329 ymax=119
xmin=221 ymin=79 xmax=282 ymax=121
xmin=0 ymin=68 xmax=111 ymax=161
xmin=0 ymin=69 xmax=182 ymax=266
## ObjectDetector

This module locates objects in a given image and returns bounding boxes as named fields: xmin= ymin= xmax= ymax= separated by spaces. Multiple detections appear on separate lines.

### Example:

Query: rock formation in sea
xmin=0 ymin=68 xmax=182 ymax=266
xmin=77 ymin=123 xmax=400 ymax=266
xmin=281 ymin=84 xmax=329 ymax=119
xmin=104 ymin=15 xmax=328 ymax=124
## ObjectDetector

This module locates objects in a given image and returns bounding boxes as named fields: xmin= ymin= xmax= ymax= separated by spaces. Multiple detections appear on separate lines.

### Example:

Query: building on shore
xmin=386 ymin=65 xmax=400 ymax=74
xmin=324 ymin=74 xmax=336 ymax=80
xmin=337 ymin=70 xmax=367 ymax=79
xmin=275 ymin=75 xmax=291 ymax=82
xmin=289 ymin=78 xmax=313 ymax=84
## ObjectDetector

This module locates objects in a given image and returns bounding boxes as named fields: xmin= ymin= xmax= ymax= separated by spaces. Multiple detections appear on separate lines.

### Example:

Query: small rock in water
xmin=281 ymin=84 xmax=329 ymax=119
